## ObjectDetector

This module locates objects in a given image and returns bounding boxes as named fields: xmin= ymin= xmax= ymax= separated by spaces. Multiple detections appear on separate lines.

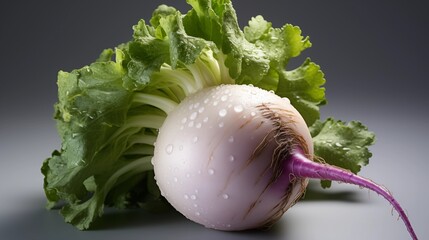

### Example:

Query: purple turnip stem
xmin=287 ymin=151 xmax=418 ymax=240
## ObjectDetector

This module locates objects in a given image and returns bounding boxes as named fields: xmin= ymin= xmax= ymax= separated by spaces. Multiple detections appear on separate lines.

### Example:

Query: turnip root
xmin=153 ymin=84 xmax=418 ymax=239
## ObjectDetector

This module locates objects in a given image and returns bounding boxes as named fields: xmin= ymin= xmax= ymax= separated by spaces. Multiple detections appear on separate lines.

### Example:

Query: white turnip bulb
xmin=152 ymin=84 xmax=417 ymax=239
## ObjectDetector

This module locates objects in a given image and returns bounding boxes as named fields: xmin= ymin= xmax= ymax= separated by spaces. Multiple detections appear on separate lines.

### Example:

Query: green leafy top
xmin=42 ymin=0 xmax=375 ymax=230
xmin=310 ymin=118 xmax=376 ymax=188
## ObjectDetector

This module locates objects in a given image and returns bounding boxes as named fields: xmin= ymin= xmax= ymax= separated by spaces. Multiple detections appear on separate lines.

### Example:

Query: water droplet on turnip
xmin=233 ymin=105 xmax=243 ymax=113
xmin=219 ymin=109 xmax=227 ymax=117
xmin=165 ymin=144 xmax=174 ymax=154
xmin=190 ymin=112 xmax=198 ymax=120
xmin=208 ymin=169 xmax=215 ymax=175
xmin=282 ymin=97 xmax=290 ymax=104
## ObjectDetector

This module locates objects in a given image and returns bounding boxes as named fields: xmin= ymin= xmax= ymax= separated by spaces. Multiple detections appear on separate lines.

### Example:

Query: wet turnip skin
xmin=153 ymin=84 xmax=312 ymax=230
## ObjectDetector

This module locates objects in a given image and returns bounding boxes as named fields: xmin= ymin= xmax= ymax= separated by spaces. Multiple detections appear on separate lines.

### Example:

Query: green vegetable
xmin=310 ymin=118 xmax=376 ymax=188
xmin=42 ymin=0 xmax=375 ymax=230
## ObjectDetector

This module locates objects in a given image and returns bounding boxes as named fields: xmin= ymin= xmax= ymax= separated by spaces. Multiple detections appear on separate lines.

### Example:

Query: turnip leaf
xmin=277 ymin=59 xmax=326 ymax=126
xmin=310 ymin=118 xmax=376 ymax=187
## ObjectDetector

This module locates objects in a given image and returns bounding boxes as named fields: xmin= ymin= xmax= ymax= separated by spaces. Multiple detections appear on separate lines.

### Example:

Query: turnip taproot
xmin=153 ymin=84 xmax=417 ymax=239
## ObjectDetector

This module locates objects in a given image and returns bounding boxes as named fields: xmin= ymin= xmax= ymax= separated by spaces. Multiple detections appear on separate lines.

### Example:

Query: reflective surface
xmin=1 ymin=106 xmax=427 ymax=240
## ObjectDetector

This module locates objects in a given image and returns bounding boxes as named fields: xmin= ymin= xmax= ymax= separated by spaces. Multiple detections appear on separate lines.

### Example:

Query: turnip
xmin=153 ymin=84 xmax=417 ymax=239
xmin=42 ymin=0 xmax=418 ymax=238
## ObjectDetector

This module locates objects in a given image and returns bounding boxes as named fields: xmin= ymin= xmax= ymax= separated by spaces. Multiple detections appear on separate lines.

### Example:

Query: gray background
xmin=1 ymin=0 xmax=428 ymax=239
